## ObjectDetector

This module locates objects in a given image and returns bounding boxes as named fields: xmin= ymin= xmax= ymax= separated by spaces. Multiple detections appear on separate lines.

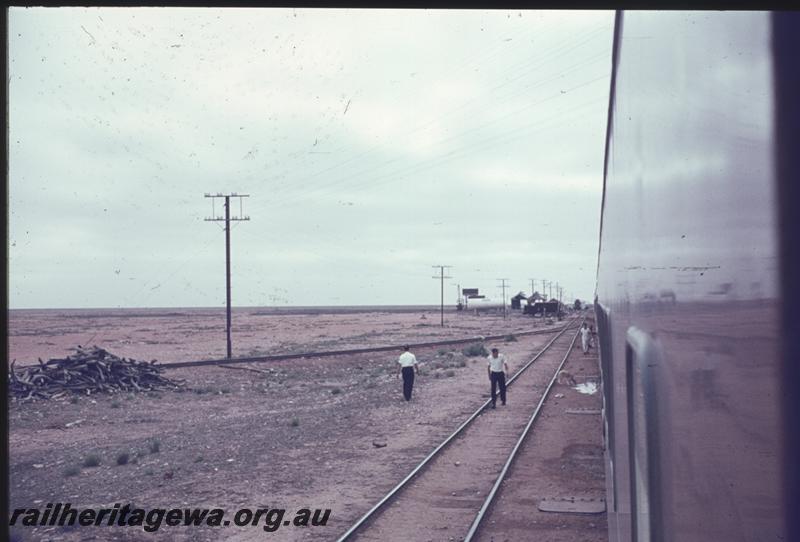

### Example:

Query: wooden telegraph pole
xmin=497 ymin=278 xmax=509 ymax=319
xmin=204 ymin=193 xmax=250 ymax=359
xmin=432 ymin=265 xmax=452 ymax=327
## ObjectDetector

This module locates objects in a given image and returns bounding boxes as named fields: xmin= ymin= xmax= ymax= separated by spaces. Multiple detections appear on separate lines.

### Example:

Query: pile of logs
xmin=8 ymin=345 xmax=184 ymax=401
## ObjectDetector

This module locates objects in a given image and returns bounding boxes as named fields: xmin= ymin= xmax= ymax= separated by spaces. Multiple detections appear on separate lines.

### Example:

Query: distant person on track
xmin=487 ymin=347 xmax=509 ymax=408
xmin=580 ymin=323 xmax=591 ymax=355
xmin=397 ymin=345 xmax=420 ymax=401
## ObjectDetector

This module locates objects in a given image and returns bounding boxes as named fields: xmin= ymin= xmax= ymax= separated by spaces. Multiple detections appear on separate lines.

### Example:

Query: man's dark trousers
xmin=490 ymin=371 xmax=506 ymax=405
xmin=402 ymin=366 xmax=415 ymax=401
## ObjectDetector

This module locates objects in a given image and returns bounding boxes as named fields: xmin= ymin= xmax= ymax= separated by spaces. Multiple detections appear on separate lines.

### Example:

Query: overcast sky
xmin=8 ymin=7 xmax=614 ymax=309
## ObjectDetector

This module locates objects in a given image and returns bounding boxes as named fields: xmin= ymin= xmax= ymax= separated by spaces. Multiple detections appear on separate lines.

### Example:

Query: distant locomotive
xmin=595 ymin=11 xmax=798 ymax=542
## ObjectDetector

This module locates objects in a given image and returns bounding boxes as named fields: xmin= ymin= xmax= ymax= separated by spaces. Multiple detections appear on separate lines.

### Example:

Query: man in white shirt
xmin=397 ymin=345 xmax=420 ymax=401
xmin=580 ymin=323 xmax=591 ymax=355
xmin=487 ymin=347 xmax=510 ymax=408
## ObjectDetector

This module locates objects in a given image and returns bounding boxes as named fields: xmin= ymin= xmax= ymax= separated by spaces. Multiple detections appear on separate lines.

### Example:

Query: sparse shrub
xmin=144 ymin=468 xmax=154 ymax=476
xmin=462 ymin=343 xmax=488 ymax=357
xmin=194 ymin=386 xmax=216 ymax=395
xmin=82 ymin=454 xmax=101 ymax=468
xmin=116 ymin=452 xmax=129 ymax=466
xmin=69 ymin=396 xmax=79 ymax=405
xmin=63 ymin=465 xmax=80 ymax=477
xmin=457 ymin=360 xmax=467 ymax=368
xmin=147 ymin=439 xmax=161 ymax=454
xmin=437 ymin=349 xmax=447 ymax=356
xmin=445 ymin=370 xmax=456 ymax=378
xmin=194 ymin=456 xmax=204 ymax=463
xmin=365 ymin=381 xmax=377 ymax=389
xmin=290 ymin=418 xmax=299 ymax=427
xmin=504 ymin=334 xmax=518 ymax=342
xmin=110 ymin=401 xmax=121 ymax=409
xmin=331 ymin=388 xmax=341 ymax=395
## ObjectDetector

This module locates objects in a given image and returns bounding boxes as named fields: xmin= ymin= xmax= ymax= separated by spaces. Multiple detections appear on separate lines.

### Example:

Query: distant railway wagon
xmin=467 ymin=298 xmax=506 ymax=314
xmin=595 ymin=11 xmax=798 ymax=542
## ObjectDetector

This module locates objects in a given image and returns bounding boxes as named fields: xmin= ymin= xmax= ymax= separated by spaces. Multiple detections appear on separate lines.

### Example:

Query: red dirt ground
xmin=7 ymin=308 xmax=604 ymax=542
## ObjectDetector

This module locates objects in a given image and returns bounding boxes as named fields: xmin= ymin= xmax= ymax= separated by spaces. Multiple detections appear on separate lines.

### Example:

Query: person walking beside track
xmin=397 ymin=345 xmax=420 ymax=401
xmin=487 ymin=347 xmax=509 ymax=409
xmin=580 ymin=322 xmax=591 ymax=355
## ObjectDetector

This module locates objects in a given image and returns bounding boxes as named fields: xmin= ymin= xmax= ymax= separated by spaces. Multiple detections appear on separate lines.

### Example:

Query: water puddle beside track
xmin=573 ymin=382 xmax=598 ymax=395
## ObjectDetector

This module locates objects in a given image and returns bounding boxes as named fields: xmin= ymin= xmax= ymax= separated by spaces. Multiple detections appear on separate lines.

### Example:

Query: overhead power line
xmin=262 ymin=92 xmax=607 ymax=213
xmin=243 ymin=26 xmax=613 ymax=216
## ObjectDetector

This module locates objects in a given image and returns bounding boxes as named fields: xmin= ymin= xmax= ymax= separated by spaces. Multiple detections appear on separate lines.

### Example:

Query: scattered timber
xmin=8 ymin=345 xmax=184 ymax=401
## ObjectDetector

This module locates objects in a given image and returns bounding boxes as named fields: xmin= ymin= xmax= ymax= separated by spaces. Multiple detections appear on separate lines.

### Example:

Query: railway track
xmin=335 ymin=318 xmax=582 ymax=541
xmin=154 ymin=322 xmax=571 ymax=369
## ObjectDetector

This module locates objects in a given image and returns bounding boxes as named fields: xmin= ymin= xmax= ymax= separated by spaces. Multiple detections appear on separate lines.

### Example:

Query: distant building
xmin=511 ymin=292 xmax=528 ymax=310
xmin=524 ymin=299 xmax=559 ymax=317
xmin=527 ymin=292 xmax=544 ymax=303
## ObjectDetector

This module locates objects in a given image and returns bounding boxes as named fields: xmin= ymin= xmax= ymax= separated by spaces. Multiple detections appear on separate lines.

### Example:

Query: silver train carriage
xmin=594 ymin=10 xmax=799 ymax=542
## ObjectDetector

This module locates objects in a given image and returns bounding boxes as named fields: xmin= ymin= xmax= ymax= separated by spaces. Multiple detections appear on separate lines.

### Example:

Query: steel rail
xmin=153 ymin=323 xmax=570 ymax=369
xmin=334 ymin=317 xmax=581 ymax=542
xmin=463 ymin=321 xmax=583 ymax=541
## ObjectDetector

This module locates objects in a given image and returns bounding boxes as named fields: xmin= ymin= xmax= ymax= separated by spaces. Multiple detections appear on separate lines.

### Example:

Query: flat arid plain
xmin=7 ymin=307 xmax=604 ymax=541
